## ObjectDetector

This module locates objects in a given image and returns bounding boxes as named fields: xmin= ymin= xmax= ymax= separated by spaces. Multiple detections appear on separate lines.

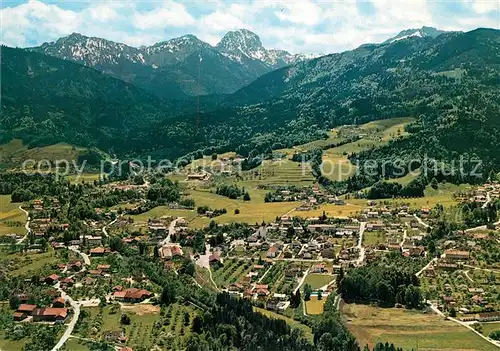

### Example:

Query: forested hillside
xmin=1 ymin=28 xmax=499 ymax=168
xmin=0 ymin=46 xmax=172 ymax=153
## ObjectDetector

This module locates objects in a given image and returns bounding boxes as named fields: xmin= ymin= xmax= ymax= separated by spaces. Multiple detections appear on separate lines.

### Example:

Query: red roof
xmin=33 ymin=307 xmax=68 ymax=318
xmin=90 ymin=247 xmax=106 ymax=254
xmin=113 ymin=288 xmax=152 ymax=300
xmin=18 ymin=304 xmax=37 ymax=313
xmin=209 ymin=254 xmax=220 ymax=262
xmin=46 ymin=274 xmax=60 ymax=281
xmin=53 ymin=297 xmax=65 ymax=306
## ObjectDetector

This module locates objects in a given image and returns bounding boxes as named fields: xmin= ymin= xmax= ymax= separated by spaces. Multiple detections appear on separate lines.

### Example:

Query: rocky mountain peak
xmin=216 ymin=29 xmax=266 ymax=59
xmin=383 ymin=26 xmax=449 ymax=44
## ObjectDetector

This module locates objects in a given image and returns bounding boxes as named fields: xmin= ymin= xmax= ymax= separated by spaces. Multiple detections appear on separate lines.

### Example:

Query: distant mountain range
xmin=382 ymin=26 xmax=449 ymax=44
xmin=2 ymin=27 xmax=499 ymax=172
xmin=29 ymin=29 xmax=315 ymax=98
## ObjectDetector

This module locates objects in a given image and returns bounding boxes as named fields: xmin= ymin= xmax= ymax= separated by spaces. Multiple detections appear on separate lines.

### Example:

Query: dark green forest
xmin=2 ymin=29 xmax=499 ymax=172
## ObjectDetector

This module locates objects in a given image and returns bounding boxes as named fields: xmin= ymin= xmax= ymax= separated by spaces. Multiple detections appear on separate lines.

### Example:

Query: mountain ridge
xmin=29 ymin=29 xmax=313 ymax=97
xmin=3 ymin=28 xmax=499 ymax=170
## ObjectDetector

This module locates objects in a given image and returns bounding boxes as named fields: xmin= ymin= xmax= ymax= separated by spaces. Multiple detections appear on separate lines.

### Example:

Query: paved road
xmin=465 ymin=219 xmax=500 ymax=233
xmin=400 ymin=229 xmax=408 ymax=248
xmin=463 ymin=264 xmax=500 ymax=273
xmin=293 ymin=267 xmax=311 ymax=294
xmin=416 ymin=257 xmax=438 ymax=277
xmin=413 ymin=214 xmax=431 ymax=229
xmin=68 ymin=246 xmax=91 ymax=266
xmin=17 ymin=205 xmax=31 ymax=244
xmin=51 ymin=282 xmax=80 ymax=351
xmin=463 ymin=270 xmax=474 ymax=283
xmin=160 ymin=217 xmax=183 ymax=246
xmin=425 ymin=292 xmax=500 ymax=347
xmin=355 ymin=222 xmax=367 ymax=266
xmin=482 ymin=191 xmax=492 ymax=209
xmin=101 ymin=216 xmax=120 ymax=237
xmin=257 ymin=265 xmax=274 ymax=283
xmin=51 ymin=246 xmax=91 ymax=350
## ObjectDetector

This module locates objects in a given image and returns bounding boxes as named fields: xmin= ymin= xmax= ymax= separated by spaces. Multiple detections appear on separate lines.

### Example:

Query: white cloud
xmin=89 ymin=4 xmax=119 ymax=22
xmin=0 ymin=0 xmax=498 ymax=53
xmin=471 ymin=0 xmax=500 ymax=14
xmin=198 ymin=10 xmax=247 ymax=33
xmin=276 ymin=1 xmax=323 ymax=26
xmin=133 ymin=1 xmax=195 ymax=29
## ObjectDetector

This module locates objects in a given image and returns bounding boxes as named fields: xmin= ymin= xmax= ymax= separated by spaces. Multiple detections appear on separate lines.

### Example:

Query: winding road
xmin=17 ymin=205 xmax=31 ymax=244
xmin=415 ymin=257 xmax=438 ymax=278
xmin=413 ymin=214 xmax=431 ymax=229
xmin=51 ymin=244 xmax=91 ymax=350
xmin=51 ymin=282 xmax=80 ymax=351
xmin=355 ymin=222 xmax=367 ymax=266
xmin=101 ymin=216 xmax=120 ymax=237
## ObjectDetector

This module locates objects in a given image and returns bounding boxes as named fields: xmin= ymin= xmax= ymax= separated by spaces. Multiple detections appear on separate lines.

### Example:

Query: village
xmin=1 ymin=166 xmax=499 ymax=351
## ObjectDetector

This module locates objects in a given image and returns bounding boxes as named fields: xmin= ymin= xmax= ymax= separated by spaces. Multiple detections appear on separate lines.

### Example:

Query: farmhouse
xmin=52 ymin=297 xmax=66 ymax=308
xmin=113 ymin=288 xmax=152 ymax=303
xmin=89 ymin=247 xmax=107 ymax=256
xmin=45 ymin=274 xmax=60 ymax=285
xmin=32 ymin=307 xmax=68 ymax=323
xmin=444 ymin=250 xmax=470 ymax=260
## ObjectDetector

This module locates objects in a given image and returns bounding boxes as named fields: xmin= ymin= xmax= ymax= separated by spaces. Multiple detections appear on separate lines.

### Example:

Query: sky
xmin=1 ymin=0 xmax=499 ymax=54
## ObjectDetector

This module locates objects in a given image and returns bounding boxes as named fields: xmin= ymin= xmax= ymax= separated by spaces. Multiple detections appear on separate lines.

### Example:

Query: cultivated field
xmin=131 ymin=207 xmax=197 ymax=222
xmin=186 ymin=190 xmax=299 ymax=228
xmin=254 ymin=307 xmax=313 ymax=341
xmin=0 ymin=195 xmax=26 ymax=235
xmin=342 ymin=303 xmax=498 ymax=351
xmin=305 ymin=296 xmax=327 ymax=315
xmin=67 ymin=173 xmax=101 ymax=184
xmin=212 ymin=259 xmax=253 ymax=288
xmin=320 ymin=117 xmax=415 ymax=182
xmin=0 ymin=139 xmax=87 ymax=167
xmin=77 ymin=304 xmax=163 ymax=349
xmin=303 ymin=274 xmax=335 ymax=290
xmin=290 ymin=203 xmax=362 ymax=218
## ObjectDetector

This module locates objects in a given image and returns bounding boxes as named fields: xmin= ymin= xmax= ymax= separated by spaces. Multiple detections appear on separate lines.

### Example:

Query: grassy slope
xmin=342 ymin=303 xmax=498 ymax=351
xmin=0 ymin=139 xmax=87 ymax=166
xmin=321 ymin=117 xmax=415 ymax=182
xmin=253 ymin=307 xmax=313 ymax=342
xmin=0 ymin=194 xmax=26 ymax=235
xmin=186 ymin=190 xmax=299 ymax=228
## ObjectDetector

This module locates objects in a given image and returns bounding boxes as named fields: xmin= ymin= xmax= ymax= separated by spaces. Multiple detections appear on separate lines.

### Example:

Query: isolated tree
xmin=243 ymin=192 xmax=251 ymax=201
xmin=449 ymin=307 xmax=457 ymax=317
xmin=120 ymin=313 xmax=131 ymax=325
xmin=183 ymin=312 xmax=190 ymax=326
xmin=304 ymin=284 xmax=312 ymax=301
xmin=430 ymin=177 xmax=439 ymax=190
xmin=211 ymin=153 xmax=217 ymax=160
xmin=161 ymin=285 xmax=176 ymax=306
xmin=9 ymin=295 xmax=20 ymax=310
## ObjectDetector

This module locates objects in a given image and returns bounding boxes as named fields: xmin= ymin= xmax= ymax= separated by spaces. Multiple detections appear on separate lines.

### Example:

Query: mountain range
xmin=30 ymin=29 xmax=314 ymax=98
xmin=2 ymin=27 xmax=499 ymax=173
xmin=382 ymin=26 xmax=449 ymax=44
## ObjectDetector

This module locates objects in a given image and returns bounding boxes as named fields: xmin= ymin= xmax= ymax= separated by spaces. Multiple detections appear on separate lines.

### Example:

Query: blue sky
xmin=1 ymin=0 xmax=499 ymax=53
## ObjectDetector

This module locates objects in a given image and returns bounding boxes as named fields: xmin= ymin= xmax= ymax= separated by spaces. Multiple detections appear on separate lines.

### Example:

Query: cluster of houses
xmin=13 ymin=300 xmax=68 ymax=323
xmin=467 ymin=182 xmax=500 ymax=206
xmin=265 ymin=183 xmax=346 ymax=208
